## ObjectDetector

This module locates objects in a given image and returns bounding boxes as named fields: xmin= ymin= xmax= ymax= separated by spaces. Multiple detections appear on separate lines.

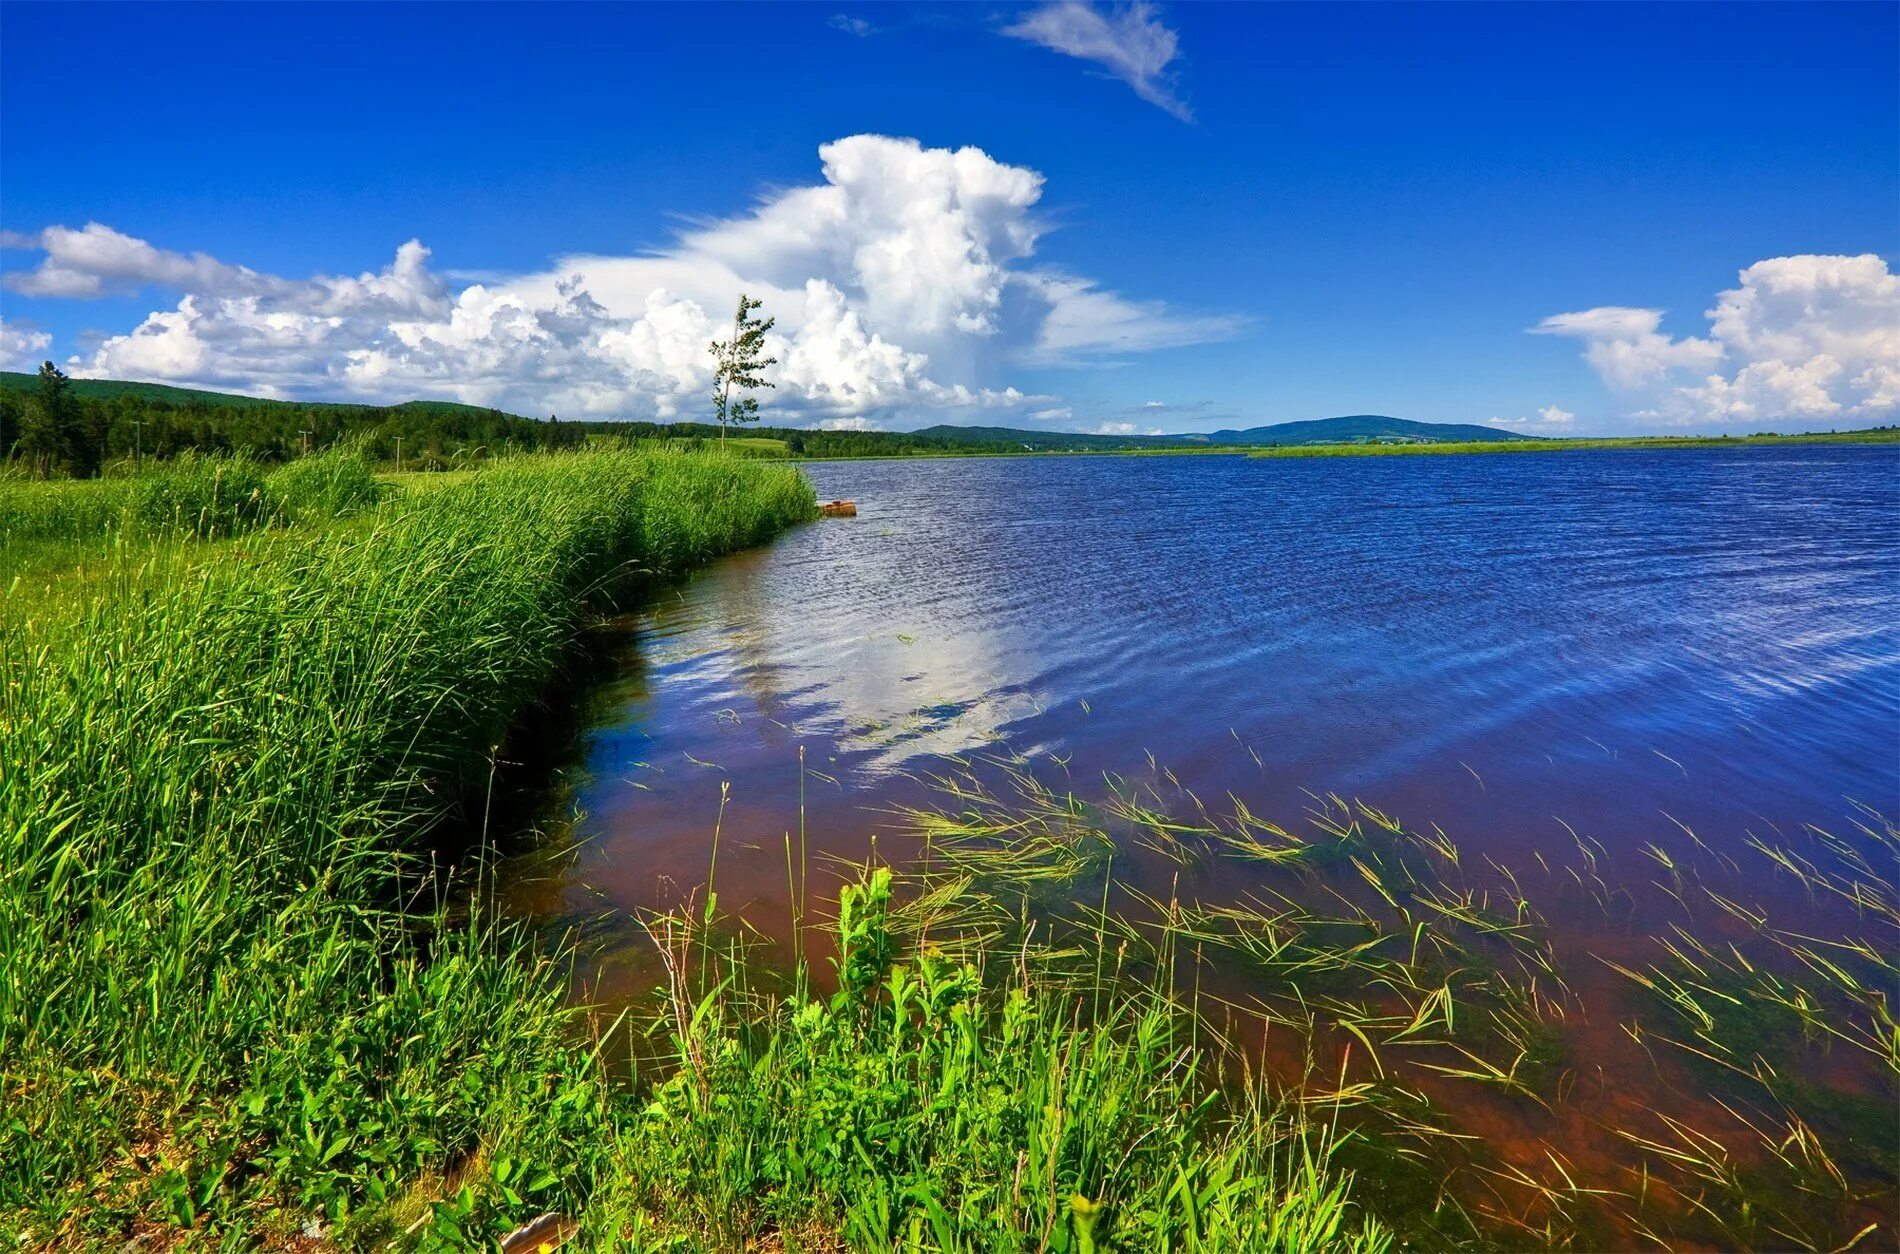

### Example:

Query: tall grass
xmin=0 ymin=475 xmax=137 ymax=543
xmin=0 ymin=450 xmax=817 ymax=1245
xmin=1 ymin=447 xmax=388 ymax=581
xmin=596 ymin=870 xmax=1390 ymax=1251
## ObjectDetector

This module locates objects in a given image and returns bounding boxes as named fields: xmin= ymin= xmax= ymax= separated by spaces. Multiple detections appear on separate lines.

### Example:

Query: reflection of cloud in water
xmin=633 ymin=526 xmax=1058 ymax=777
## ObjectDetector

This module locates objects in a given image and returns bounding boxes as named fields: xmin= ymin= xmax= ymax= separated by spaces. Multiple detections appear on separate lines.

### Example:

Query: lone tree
xmin=708 ymin=294 xmax=776 ymax=449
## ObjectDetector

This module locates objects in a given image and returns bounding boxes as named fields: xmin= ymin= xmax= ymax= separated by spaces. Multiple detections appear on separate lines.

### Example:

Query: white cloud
xmin=828 ymin=13 xmax=875 ymax=36
xmin=1537 ymin=254 xmax=1900 ymax=425
xmin=2 ymin=223 xmax=448 ymax=319
xmin=1003 ymin=2 xmax=1192 ymax=121
xmin=1089 ymin=420 xmax=1163 ymax=435
xmin=0 ymin=317 xmax=52 ymax=370
xmin=778 ymin=278 xmax=945 ymax=413
xmin=7 ymin=135 xmax=1236 ymax=425
xmin=1851 ymin=363 xmax=1900 ymax=412
xmin=1016 ymin=269 xmax=1245 ymax=364
xmin=1532 ymin=307 xmax=1721 ymax=390
xmin=814 ymin=415 xmax=882 ymax=431
xmin=1489 ymin=404 xmax=1575 ymax=431
xmin=4 ymin=223 xmax=265 ymax=299
xmin=1030 ymin=406 xmax=1073 ymax=421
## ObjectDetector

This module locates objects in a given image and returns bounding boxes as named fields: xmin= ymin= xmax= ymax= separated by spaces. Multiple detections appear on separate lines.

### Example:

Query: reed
xmin=0 ymin=449 xmax=817 ymax=1246
xmin=594 ymin=868 xmax=1392 ymax=1251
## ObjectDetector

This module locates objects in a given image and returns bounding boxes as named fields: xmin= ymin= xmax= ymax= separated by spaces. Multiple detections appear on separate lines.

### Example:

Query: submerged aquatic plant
xmin=850 ymin=751 xmax=1896 ymax=1250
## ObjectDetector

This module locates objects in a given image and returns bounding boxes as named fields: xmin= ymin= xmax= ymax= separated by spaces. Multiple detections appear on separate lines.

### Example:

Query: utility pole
xmin=300 ymin=428 xmax=314 ymax=457
xmin=393 ymin=435 xmax=403 ymax=473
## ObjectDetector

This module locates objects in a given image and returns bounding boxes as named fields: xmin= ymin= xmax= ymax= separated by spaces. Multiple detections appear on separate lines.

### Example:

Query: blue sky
xmin=1 ymin=1 xmax=1894 ymax=435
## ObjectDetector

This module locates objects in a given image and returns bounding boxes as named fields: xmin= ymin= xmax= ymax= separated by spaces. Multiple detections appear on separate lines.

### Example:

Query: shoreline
xmin=773 ymin=428 xmax=1900 ymax=465
xmin=1245 ymin=428 xmax=1900 ymax=459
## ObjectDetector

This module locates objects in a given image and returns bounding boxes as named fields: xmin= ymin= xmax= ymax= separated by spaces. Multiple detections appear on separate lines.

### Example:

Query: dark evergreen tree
xmin=17 ymin=361 xmax=75 ymax=477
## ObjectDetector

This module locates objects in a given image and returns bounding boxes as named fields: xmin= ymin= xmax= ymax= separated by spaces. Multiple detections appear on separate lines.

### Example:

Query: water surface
xmin=506 ymin=446 xmax=1897 ymax=929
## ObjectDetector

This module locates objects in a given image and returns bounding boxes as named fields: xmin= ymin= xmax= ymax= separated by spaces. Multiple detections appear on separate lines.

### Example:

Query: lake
xmin=497 ymin=444 xmax=1898 ymax=1239
xmin=504 ymin=444 xmax=1896 ymax=915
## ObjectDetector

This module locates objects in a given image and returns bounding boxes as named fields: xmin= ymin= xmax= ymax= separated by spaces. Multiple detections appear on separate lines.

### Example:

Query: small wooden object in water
xmin=819 ymin=499 xmax=858 ymax=517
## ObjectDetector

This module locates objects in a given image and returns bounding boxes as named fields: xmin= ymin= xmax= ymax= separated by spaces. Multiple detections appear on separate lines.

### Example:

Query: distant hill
xmin=916 ymin=415 xmax=1538 ymax=449
xmin=0 ymin=371 xmax=506 ymax=417
xmin=907 ymin=424 xmax=1197 ymax=451
xmin=0 ymin=371 xmax=349 ymax=410
xmin=1194 ymin=415 xmax=1542 ymax=446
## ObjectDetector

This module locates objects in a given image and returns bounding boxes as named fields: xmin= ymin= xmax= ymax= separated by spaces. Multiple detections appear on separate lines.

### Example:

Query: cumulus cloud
xmin=0 ymin=317 xmax=53 ymax=370
xmin=1537 ymin=255 xmax=1900 ymax=425
xmin=1489 ymin=404 xmax=1575 ymax=432
xmin=1090 ymin=420 xmax=1163 ymax=435
xmin=1532 ymin=307 xmax=1721 ymax=390
xmin=4 ymin=135 xmax=1234 ymax=424
xmin=1004 ymin=2 xmax=1191 ymax=120
xmin=5 ymin=223 xmax=266 ymax=299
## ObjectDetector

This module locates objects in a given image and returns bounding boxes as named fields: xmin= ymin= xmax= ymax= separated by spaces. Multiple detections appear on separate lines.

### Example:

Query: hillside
xmin=0 ymin=372 xmax=512 ymax=417
xmin=1197 ymin=415 xmax=1543 ymax=446
xmin=906 ymin=424 xmax=1197 ymax=451
xmin=0 ymin=371 xmax=351 ymax=410
xmin=917 ymin=416 xmax=1543 ymax=449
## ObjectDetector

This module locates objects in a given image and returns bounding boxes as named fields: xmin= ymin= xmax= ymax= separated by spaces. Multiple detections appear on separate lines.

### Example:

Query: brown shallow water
xmin=498 ymin=447 xmax=1899 ymax=1245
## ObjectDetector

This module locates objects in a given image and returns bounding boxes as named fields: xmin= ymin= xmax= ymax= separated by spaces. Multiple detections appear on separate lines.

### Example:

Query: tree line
xmin=0 ymin=361 xmax=1039 ymax=477
xmin=0 ymin=362 xmax=600 ymax=477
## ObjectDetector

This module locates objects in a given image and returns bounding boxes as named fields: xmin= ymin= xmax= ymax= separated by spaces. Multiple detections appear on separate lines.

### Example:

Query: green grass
xmin=600 ymin=871 xmax=1390 ymax=1251
xmin=0 ymin=449 xmax=822 ymax=1245
xmin=621 ymin=434 xmax=791 ymax=459
xmin=0 ymin=447 xmax=388 ymax=580
xmin=1247 ymin=428 xmax=1900 ymax=458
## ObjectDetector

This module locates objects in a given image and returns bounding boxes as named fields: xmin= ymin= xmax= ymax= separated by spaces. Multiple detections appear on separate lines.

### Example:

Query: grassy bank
xmin=1 ymin=449 xmax=821 ymax=1245
xmin=1246 ymin=428 xmax=1900 ymax=458
xmin=1 ymin=450 xmax=1391 ymax=1250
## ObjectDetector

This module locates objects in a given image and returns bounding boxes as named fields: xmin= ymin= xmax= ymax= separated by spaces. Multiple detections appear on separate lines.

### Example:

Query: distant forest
xmin=0 ymin=367 xmax=1124 ymax=476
